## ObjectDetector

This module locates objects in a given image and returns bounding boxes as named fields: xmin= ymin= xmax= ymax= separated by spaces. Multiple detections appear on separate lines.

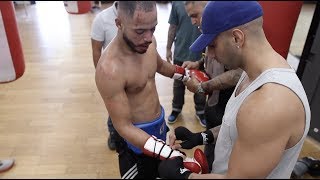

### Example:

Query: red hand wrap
xmin=172 ymin=65 xmax=190 ymax=82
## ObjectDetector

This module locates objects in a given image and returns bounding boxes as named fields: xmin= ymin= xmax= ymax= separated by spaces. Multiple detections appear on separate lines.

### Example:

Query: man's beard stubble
xmin=123 ymin=33 xmax=147 ymax=54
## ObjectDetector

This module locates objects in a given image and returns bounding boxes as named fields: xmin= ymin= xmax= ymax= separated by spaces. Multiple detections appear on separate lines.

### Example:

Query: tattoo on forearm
xmin=205 ymin=68 xmax=243 ymax=91
xmin=167 ymin=25 xmax=177 ymax=49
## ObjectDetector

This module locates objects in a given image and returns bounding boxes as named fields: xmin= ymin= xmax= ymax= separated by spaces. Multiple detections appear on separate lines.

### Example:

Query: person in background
xmin=91 ymin=1 xmax=118 ymax=151
xmin=166 ymin=1 xmax=207 ymax=127
xmin=180 ymin=1 xmax=242 ymax=171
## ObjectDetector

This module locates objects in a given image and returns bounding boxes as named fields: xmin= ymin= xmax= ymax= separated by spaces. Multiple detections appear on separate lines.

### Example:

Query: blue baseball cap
xmin=190 ymin=1 xmax=263 ymax=52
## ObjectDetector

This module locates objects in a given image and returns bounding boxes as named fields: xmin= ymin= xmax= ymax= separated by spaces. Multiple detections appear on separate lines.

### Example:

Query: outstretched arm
xmin=156 ymin=50 xmax=176 ymax=77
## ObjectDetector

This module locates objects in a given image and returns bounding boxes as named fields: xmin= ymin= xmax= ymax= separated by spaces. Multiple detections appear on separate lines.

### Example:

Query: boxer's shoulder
xmin=96 ymin=54 xmax=126 ymax=83
xmin=237 ymin=83 xmax=304 ymax=141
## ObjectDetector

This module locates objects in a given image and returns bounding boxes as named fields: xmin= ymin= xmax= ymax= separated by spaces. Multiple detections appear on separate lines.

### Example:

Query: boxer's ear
xmin=115 ymin=18 xmax=122 ymax=29
xmin=232 ymin=29 xmax=244 ymax=48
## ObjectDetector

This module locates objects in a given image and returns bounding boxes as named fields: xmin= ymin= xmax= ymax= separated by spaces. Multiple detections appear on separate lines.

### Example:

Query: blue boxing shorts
xmin=125 ymin=106 xmax=167 ymax=154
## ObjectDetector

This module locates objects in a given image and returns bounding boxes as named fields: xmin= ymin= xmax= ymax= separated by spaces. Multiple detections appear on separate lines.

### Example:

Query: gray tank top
xmin=211 ymin=68 xmax=311 ymax=178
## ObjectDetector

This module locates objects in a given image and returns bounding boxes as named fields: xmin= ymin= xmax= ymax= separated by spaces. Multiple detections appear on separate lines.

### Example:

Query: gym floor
xmin=0 ymin=1 xmax=319 ymax=178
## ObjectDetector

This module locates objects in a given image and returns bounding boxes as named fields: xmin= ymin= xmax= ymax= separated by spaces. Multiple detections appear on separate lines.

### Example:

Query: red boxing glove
xmin=143 ymin=136 xmax=206 ymax=174
xmin=194 ymin=148 xmax=209 ymax=174
xmin=183 ymin=157 xmax=202 ymax=174
xmin=183 ymin=148 xmax=209 ymax=174
xmin=189 ymin=70 xmax=210 ymax=82
xmin=172 ymin=65 xmax=190 ymax=82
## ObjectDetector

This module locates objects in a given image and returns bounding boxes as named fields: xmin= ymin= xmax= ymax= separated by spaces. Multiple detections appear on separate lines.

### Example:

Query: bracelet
xmin=196 ymin=83 xmax=206 ymax=94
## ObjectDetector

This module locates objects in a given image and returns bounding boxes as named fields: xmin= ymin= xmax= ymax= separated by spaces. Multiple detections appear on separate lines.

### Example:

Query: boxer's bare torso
xmin=95 ymin=34 xmax=175 ymax=148
xmin=98 ymin=37 xmax=161 ymax=123
xmin=95 ymin=2 xmax=177 ymax=150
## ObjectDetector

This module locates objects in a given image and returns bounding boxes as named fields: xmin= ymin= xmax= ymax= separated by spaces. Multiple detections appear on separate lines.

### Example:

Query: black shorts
xmin=114 ymin=131 xmax=162 ymax=179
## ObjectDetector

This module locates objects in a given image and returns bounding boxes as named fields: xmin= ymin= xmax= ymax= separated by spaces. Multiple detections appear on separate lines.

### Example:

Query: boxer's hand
xmin=184 ymin=74 xmax=199 ymax=93
xmin=175 ymin=126 xmax=214 ymax=149
xmin=158 ymin=156 xmax=192 ymax=179
xmin=143 ymin=135 xmax=185 ymax=160
xmin=182 ymin=61 xmax=199 ymax=70
xmin=183 ymin=148 xmax=209 ymax=174
xmin=171 ymin=65 xmax=190 ymax=82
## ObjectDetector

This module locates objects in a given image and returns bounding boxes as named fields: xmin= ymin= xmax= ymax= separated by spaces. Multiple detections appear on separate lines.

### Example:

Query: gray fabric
xmin=204 ymin=56 xmax=225 ymax=107
xmin=212 ymin=68 xmax=311 ymax=178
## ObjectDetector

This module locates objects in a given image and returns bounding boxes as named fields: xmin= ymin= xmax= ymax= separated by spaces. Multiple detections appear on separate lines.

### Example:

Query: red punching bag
xmin=259 ymin=1 xmax=303 ymax=59
xmin=0 ymin=1 xmax=25 ymax=83
xmin=64 ymin=1 xmax=91 ymax=14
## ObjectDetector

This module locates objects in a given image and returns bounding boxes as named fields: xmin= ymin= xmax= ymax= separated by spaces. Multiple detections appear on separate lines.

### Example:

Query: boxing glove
xmin=158 ymin=156 xmax=192 ymax=179
xmin=158 ymin=149 xmax=209 ymax=179
xmin=189 ymin=69 xmax=210 ymax=83
xmin=193 ymin=148 xmax=209 ymax=174
xmin=175 ymin=126 xmax=214 ymax=149
xmin=171 ymin=65 xmax=190 ymax=82
xmin=143 ymin=135 xmax=185 ymax=160
xmin=183 ymin=157 xmax=202 ymax=174
xmin=183 ymin=148 xmax=209 ymax=174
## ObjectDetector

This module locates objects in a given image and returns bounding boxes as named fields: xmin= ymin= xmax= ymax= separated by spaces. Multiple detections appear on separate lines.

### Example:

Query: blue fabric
xmin=190 ymin=1 xmax=263 ymax=52
xmin=125 ymin=106 xmax=167 ymax=154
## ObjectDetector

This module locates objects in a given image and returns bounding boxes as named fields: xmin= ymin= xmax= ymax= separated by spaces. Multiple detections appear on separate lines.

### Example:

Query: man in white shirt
xmin=91 ymin=1 xmax=118 ymax=150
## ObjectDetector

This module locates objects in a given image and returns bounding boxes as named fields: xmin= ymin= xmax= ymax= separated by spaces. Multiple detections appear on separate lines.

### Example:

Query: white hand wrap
xmin=143 ymin=135 xmax=184 ymax=160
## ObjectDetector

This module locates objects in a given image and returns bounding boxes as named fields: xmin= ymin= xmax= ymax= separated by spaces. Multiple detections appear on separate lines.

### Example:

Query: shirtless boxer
xmin=95 ymin=1 xmax=207 ymax=179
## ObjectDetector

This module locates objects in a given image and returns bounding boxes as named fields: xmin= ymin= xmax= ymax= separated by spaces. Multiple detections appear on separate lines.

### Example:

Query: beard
xmin=123 ymin=33 xmax=148 ymax=54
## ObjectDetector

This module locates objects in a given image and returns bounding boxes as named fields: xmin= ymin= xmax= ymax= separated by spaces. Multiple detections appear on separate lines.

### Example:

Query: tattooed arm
xmin=166 ymin=24 xmax=177 ymax=63
xmin=202 ymin=68 xmax=243 ymax=92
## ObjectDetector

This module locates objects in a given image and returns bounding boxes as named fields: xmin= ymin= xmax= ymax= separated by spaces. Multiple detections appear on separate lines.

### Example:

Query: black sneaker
xmin=196 ymin=114 xmax=207 ymax=128
xmin=107 ymin=132 xmax=116 ymax=151
xmin=167 ymin=111 xmax=181 ymax=124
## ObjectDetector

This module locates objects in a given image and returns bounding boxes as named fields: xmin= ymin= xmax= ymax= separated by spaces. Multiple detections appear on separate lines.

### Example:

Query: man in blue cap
xmin=158 ymin=1 xmax=310 ymax=179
